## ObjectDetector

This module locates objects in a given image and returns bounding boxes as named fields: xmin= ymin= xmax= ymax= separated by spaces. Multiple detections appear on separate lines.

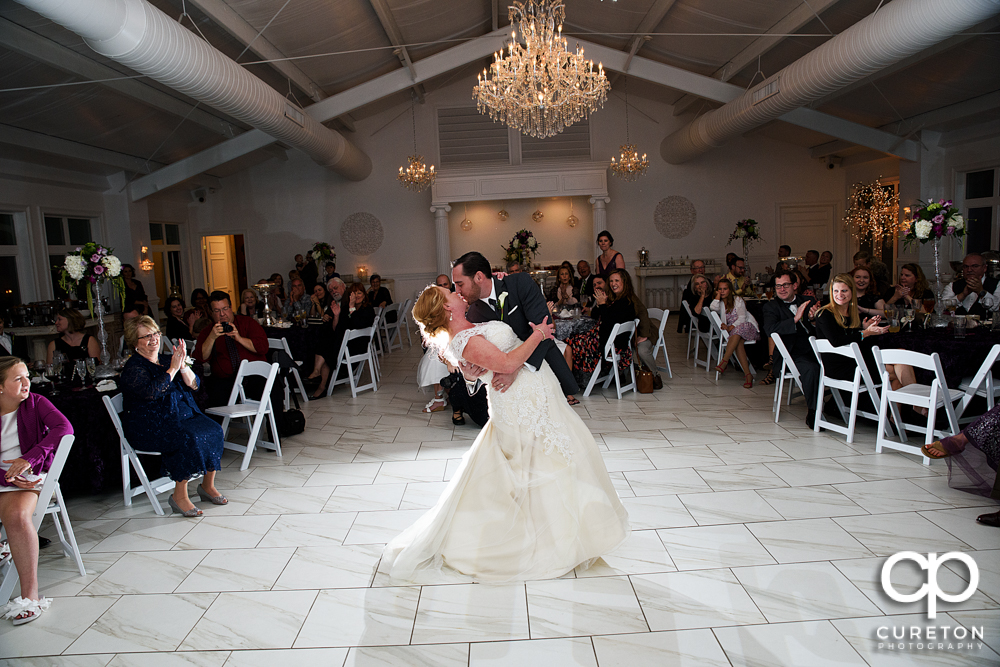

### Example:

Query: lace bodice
xmin=448 ymin=321 xmax=573 ymax=462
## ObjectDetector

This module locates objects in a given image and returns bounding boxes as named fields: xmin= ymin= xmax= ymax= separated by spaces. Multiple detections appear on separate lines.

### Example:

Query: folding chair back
xmin=205 ymin=360 xmax=282 ymax=471
xmin=398 ymin=298 xmax=414 ymax=347
xmin=371 ymin=306 xmax=385 ymax=357
xmin=647 ymin=307 xmax=672 ymax=379
xmin=326 ymin=325 xmax=379 ymax=397
xmin=690 ymin=307 xmax=718 ymax=373
xmin=770 ymin=332 xmax=805 ymax=423
xmin=582 ymin=320 xmax=638 ymax=399
xmin=0 ymin=435 xmax=84 ymax=602
xmin=103 ymin=394 xmax=177 ymax=515
xmin=381 ymin=303 xmax=404 ymax=352
xmin=957 ymin=343 xmax=1000 ymax=423
xmin=159 ymin=336 xmax=174 ymax=354
xmin=267 ymin=337 xmax=309 ymax=408
xmin=809 ymin=337 xmax=886 ymax=444
xmin=872 ymin=346 xmax=963 ymax=464
xmin=682 ymin=301 xmax=697 ymax=359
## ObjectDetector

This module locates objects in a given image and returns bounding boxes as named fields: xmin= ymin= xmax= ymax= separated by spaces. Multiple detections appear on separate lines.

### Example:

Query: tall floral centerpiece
xmin=503 ymin=229 xmax=539 ymax=269
xmin=903 ymin=198 xmax=965 ymax=326
xmin=58 ymin=242 xmax=125 ymax=378
xmin=311 ymin=242 xmax=336 ymax=265
xmin=727 ymin=218 xmax=762 ymax=283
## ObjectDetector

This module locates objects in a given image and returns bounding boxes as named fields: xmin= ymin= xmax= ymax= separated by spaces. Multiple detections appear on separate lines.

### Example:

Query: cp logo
xmin=881 ymin=552 xmax=979 ymax=618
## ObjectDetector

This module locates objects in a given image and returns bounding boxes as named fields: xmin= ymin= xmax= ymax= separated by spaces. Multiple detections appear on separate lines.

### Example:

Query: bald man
xmin=435 ymin=274 xmax=452 ymax=290
xmin=944 ymin=253 xmax=1000 ymax=317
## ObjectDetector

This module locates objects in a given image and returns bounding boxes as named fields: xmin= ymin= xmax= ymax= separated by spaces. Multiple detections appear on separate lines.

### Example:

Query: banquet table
xmin=263 ymin=323 xmax=324 ymax=363
xmin=865 ymin=326 xmax=1000 ymax=389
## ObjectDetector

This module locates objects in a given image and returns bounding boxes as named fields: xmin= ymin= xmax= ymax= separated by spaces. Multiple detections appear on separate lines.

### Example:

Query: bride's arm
xmin=462 ymin=320 xmax=554 ymax=375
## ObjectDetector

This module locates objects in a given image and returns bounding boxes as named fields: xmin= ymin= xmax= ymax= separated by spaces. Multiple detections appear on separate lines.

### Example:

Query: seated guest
xmin=0 ymin=318 xmax=11 ymax=355
xmin=563 ymin=268 xmax=636 ymax=405
xmin=310 ymin=283 xmax=331 ymax=318
xmin=814 ymin=274 xmax=887 ymax=383
xmin=282 ymin=278 xmax=311 ymax=320
xmin=188 ymin=309 xmax=212 ymax=337
xmin=630 ymin=273 xmax=664 ymax=391
xmin=308 ymin=283 xmax=375 ymax=397
xmin=853 ymin=250 xmax=892 ymax=295
xmin=121 ymin=317 xmax=226 ymax=518
xmin=0 ymin=357 xmax=72 ymax=625
xmin=724 ymin=256 xmax=750 ymax=296
xmin=268 ymin=273 xmax=286 ymax=302
xmin=547 ymin=266 xmax=580 ymax=307
xmin=582 ymin=275 xmax=607 ymax=318
xmin=237 ymin=288 xmax=264 ymax=319
xmin=190 ymin=289 xmax=210 ymax=319
xmin=919 ymin=403 xmax=999 ymax=528
xmin=711 ymin=278 xmax=760 ymax=388
xmin=803 ymin=250 xmax=820 ymax=281
xmin=849 ymin=266 xmax=886 ymax=318
xmin=944 ymin=253 xmax=1000 ymax=317
xmin=677 ymin=259 xmax=707 ymax=333
xmin=762 ymin=270 xmax=820 ymax=427
xmin=884 ymin=263 xmax=934 ymax=310
xmin=323 ymin=262 xmax=340 ymax=282
xmin=506 ymin=260 xmax=521 ymax=274
xmin=164 ymin=296 xmax=190 ymax=342
xmin=46 ymin=308 xmax=100 ymax=365
xmin=194 ymin=291 xmax=269 ymax=407
xmin=367 ymin=274 xmax=396 ymax=323
xmin=576 ymin=260 xmax=595 ymax=299
xmin=684 ymin=275 xmax=714 ymax=333
xmin=765 ymin=246 xmax=792 ymax=274
xmin=811 ymin=251 xmax=833 ymax=288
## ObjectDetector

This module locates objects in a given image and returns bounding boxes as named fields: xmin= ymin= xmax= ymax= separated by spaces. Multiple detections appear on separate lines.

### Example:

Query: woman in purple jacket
xmin=0 ymin=356 xmax=73 ymax=625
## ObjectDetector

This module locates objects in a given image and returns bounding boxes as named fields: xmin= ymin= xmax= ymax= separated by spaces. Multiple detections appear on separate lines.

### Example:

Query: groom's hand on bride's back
xmin=459 ymin=360 xmax=487 ymax=380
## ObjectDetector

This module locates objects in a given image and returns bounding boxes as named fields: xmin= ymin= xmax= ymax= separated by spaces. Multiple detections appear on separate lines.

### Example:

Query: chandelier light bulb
xmin=398 ymin=98 xmax=436 ymax=193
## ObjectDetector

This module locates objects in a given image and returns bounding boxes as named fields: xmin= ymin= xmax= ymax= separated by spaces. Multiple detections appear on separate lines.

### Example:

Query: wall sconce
xmin=139 ymin=246 xmax=154 ymax=272
xmin=902 ymin=206 xmax=912 ymax=222
xmin=357 ymin=265 xmax=368 ymax=281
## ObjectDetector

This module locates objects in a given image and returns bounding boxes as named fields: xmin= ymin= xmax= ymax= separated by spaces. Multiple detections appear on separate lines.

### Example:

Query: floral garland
xmin=502 ymin=229 xmax=539 ymax=265
xmin=58 ymin=242 xmax=125 ymax=317
xmin=727 ymin=218 xmax=762 ymax=251
xmin=903 ymin=199 xmax=965 ymax=246
xmin=311 ymin=242 xmax=336 ymax=263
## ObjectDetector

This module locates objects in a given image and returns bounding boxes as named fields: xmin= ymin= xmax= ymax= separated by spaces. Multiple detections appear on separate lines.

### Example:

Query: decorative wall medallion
xmin=654 ymin=196 xmax=697 ymax=239
xmin=340 ymin=212 xmax=384 ymax=256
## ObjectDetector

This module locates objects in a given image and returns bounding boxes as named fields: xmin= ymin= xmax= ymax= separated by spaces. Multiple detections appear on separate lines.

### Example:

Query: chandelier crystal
xmin=610 ymin=76 xmax=648 ymax=181
xmin=398 ymin=98 xmax=436 ymax=193
xmin=473 ymin=0 xmax=610 ymax=139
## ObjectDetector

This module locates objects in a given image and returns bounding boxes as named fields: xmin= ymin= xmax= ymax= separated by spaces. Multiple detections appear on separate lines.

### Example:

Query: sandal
xmin=452 ymin=411 xmax=465 ymax=426
xmin=743 ymin=374 xmax=754 ymax=389
xmin=567 ymin=396 xmax=580 ymax=406
xmin=920 ymin=442 xmax=950 ymax=459
xmin=3 ymin=597 xmax=51 ymax=626
xmin=423 ymin=394 xmax=447 ymax=413
xmin=715 ymin=360 xmax=729 ymax=375
xmin=758 ymin=370 xmax=776 ymax=386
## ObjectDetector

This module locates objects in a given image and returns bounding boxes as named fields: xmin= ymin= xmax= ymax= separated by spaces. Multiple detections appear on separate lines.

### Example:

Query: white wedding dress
xmin=381 ymin=321 xmax=630 ymax=583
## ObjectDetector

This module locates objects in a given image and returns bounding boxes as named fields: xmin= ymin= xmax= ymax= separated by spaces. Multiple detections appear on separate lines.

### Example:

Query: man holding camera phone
xmin=195 ymin=290 xmax=269 ymax=407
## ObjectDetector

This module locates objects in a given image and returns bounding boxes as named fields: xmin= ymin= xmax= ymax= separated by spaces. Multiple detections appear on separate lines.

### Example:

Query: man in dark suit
xmin=944 ymin=253 xmax=1000 ymax=318
xmin=762 ymin=270 xmax=820 ymax=428
xmin=452 ymin=251 xmax=579 ymax=398
xmin=576 ymin=260 xmax=595 ymax=300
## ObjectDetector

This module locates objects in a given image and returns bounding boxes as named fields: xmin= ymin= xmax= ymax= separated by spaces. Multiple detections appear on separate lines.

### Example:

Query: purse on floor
xmin=635 ymin=362 xmax=654 ymax=394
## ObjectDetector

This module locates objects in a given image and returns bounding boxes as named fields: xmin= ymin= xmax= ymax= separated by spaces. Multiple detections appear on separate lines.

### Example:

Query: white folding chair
xmin=681 ymin=301 xmax=698 ymax=359
xmin=690 ymin=308 xmax=718 ymax=373
xmin=957 ymin=344 xmax=1000 ymax=424
xmin=159 ymin=336 xmax=174 ymax=354
xmin=380 ymin=303 xmax=404 ymax=353
xmin=709 ymin=311 xmax=756 ymax=381
xmin=205 ymin=360 xmax=282 ymax=471
xmin=809 ymin=337 xmax=891 ymax=444
xmin=582 ymin=320 xmax=638 ymax=399
xmin=770 ymin=332 xmax=807 ymax=423
xmin=325 ymin=325 xmax=379 ymax=398
xmin=397 ymin=298 xmax=414 ymax=347
xmin=267 ymin=337 xmax=309 ymax=408
xmin=0 ymin=435 xmax=84 ymax=603
xmin=872 ymin=347 xmax=963 ymax=465
xmin=103 ymin=394 xmax=182 ymax=516
xmin=371 ymin=306 xmax=385 ymax=357
xmin=647 ymin=307 xmax=673 ymax=379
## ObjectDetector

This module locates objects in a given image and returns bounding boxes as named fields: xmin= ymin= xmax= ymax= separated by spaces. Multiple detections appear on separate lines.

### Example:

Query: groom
xmin=452 ymin=251 xmax=579 ymax=397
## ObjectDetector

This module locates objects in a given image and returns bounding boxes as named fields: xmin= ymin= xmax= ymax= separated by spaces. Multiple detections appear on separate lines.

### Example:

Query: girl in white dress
xmin=381 ymin=287 xmax=629 ymax=583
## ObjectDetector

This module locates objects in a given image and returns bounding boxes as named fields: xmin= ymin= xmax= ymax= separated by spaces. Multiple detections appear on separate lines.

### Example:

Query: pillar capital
xmin=588 ymin=196 xmax=610 ymax=206
xmin=430 ymin=204 xmax=452 ymax=214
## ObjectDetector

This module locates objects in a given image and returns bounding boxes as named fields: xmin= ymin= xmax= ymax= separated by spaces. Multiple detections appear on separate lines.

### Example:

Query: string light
xmin=844 ymin=178 xmax=900 ymax=260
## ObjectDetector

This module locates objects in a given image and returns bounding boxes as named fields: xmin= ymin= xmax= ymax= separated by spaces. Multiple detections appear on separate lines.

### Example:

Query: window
xmin=149 ymin=222 xmax=184 ymax=307
xmin=962 ymin=169 xmax=998 ymax=254
xmin=45 ymin=215 xmax=94 ymax=300
xmin=0 ymin=214 xmax=21 ymax=312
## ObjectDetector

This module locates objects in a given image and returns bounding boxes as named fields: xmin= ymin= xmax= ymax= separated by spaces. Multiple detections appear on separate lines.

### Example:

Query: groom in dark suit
xmin=452 ymin=251 xmax=580 ymax=397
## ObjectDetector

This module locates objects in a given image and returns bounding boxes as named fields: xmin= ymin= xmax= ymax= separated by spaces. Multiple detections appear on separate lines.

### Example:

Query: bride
xmin=380 ymin=285 xmax=629 ymax=583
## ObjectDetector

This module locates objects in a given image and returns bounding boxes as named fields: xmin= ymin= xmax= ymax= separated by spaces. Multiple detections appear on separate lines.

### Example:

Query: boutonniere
xmin=498 ymin=291 xmax=509 ymax=320
xmin=184 ymin=356 xmax=195 ymax=368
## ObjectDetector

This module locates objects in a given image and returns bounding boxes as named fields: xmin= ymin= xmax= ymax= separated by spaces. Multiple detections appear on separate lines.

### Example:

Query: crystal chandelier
xmin=610 ymin=76 xmax=648 ymax=181
xmin=473 ymin=0 xmax=609 ymax=139
xmin=397 ymin=97 xmax=436 ymax=193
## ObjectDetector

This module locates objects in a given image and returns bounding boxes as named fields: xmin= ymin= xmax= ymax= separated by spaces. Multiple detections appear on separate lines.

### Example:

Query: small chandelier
xmin=610 ymin=76 xmax=648 ymax=182
xmin=473 ymin=0 xmax=609 ymax=139
xmin=397 ymin=97 xmax=436 ymax=193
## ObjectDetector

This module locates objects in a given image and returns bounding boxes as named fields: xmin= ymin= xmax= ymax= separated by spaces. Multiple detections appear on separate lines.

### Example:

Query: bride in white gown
xmin=380 ymin=286 xmax=630 ymax=583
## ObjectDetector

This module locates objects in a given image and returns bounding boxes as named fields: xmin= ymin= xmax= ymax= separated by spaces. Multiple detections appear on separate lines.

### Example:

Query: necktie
xmin=489 ymin=298 xmax=498 ymax=312
xmin=224 ymin=335 xmax=241 ymax=374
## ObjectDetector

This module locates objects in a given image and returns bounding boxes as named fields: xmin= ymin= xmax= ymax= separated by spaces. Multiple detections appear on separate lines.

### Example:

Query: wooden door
xmin=202 ymin=235 xmax=236 ymax=305
xmin=777 ymin=203 xmax=836 ymax=265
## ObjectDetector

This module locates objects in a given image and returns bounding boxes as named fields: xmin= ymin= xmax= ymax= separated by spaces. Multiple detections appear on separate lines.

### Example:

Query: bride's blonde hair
xmin=412 ymin=286 xmax=449 ymax=338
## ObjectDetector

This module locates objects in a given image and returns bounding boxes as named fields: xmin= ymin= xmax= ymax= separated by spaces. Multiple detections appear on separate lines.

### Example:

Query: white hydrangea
xmin=65 ymin=255 xmax=86 ymax=280
xmin=914 ymin=220 xmax=933 ymax=239
xmin=528 ymin=238 xmax=538 ymax=249
xmin=101 ymin=254 xmax=122 ymax=277
xmin=948 ymin=215 xmax=964 ymax=231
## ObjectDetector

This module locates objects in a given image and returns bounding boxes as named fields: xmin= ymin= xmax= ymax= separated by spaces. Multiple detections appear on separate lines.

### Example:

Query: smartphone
xmin=221 ymin=322 xmax=233 ymax=333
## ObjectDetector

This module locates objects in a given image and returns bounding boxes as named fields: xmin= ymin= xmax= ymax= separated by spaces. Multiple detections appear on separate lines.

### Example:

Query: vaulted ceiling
xmin=1 ymin=0 xmax=998 ymax=190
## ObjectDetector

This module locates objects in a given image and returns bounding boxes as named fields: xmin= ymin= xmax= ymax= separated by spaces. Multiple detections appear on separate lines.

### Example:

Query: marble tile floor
xmin=4 ymin=330 xmax=998 ymax=666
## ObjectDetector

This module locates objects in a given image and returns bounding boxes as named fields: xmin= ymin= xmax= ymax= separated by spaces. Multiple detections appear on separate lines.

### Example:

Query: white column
xmin=589 ymin=196 xmax=611 ymax=233
xmin=430 ymin=204 xmax=452 ymax=277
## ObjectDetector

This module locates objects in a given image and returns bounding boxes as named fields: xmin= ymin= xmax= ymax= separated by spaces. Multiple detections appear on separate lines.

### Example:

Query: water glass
xmin=85 ymin=357 xmax=97 ymax=379
xmin=953 ymin=314 xmax=967 ymax=339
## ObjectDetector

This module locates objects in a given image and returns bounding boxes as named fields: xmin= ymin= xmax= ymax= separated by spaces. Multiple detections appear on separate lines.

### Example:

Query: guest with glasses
xmin=944 ymin=253 xmax=1000 ymax=317
xmin=194 ymin=291 xmax=269 ymax=407
xmin=121 ymin=317 xmax=226 ymax=518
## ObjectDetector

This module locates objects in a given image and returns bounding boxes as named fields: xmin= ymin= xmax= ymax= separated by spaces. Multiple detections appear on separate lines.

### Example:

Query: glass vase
xmin=930 ymin=237 xmax=948 ymax=327
xmin=92 ymin=282 xmax=116 ymax=378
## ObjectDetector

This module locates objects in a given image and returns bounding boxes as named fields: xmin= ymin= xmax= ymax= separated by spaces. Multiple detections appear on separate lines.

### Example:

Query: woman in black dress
xmin=46 ymin=308 xmax=100 ymax=364
xmin=190 ymin=289 xmax=210 ymax=319
xmin=884 ymin=263 xmax=934 ymax=311
xmin=163 ymin=296 xmax=189 ymax=342
xmin=813 ymin=273 xmax=887 ymax=381
xmin=307 ymin=283 xmax=376 ymax=397
xmin=121 ymin=264 xmax=150 ymax=315
xmin=595 ymin=230 xmax=625 ymax=278
xmin=849 ymin=266 xmax=886 ymax=319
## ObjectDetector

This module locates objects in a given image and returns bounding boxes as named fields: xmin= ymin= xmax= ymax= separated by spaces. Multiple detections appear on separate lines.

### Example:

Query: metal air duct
xmin=661 ymin=0 xmax=1000 ymax=164
xmin=15 ymin=0 xmax=372 ymax=180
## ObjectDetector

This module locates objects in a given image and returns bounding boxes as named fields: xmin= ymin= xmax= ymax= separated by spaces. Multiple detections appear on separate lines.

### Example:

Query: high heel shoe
xmin=715 ymin=360 xmax=729 ymax=374
xmin=743 ymin=373 xmax=754 ymax=389
xmin=168 ymin=496 xmax=202 ymax=517
xmin=311 ymin=385 xmax=327 ymax=399
xmin=197 ymin=485 xmax=228 ymax=505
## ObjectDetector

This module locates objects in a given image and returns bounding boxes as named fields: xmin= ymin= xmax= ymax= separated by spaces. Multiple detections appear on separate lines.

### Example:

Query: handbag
xmin=635 ymin=362 xmax=654 ymax=394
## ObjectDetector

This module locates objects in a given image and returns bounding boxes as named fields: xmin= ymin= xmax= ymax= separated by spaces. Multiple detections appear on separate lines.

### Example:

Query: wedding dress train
xmin=381 ymin=321 xmax=629 ymax=583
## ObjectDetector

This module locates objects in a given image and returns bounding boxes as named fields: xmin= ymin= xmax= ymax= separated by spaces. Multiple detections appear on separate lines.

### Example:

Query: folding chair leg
xmin=53 ymin=486 xmax=86 ymax=576
xmin=127 ymin=449 xmax=165 ymax=515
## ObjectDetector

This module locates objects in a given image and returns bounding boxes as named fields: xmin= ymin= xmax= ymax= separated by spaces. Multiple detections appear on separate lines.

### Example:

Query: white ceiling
xmin=0 ymin=0 xmax=998 ymax=182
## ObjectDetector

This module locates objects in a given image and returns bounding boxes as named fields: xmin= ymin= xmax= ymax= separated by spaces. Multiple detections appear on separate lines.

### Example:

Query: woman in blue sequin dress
xmin=120 ymin=316 xmax=226 ymax=517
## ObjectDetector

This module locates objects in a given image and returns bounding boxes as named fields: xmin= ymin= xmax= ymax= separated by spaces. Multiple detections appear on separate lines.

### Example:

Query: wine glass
xmin=85 ymin=357 xmax=97 ymax=379
xmin=52 ymin=351 xmax=65 ymax=380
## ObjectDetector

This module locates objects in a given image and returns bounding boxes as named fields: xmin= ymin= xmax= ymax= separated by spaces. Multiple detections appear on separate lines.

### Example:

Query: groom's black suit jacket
xmin=466 ymin=273 xmax=580 ymax=396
